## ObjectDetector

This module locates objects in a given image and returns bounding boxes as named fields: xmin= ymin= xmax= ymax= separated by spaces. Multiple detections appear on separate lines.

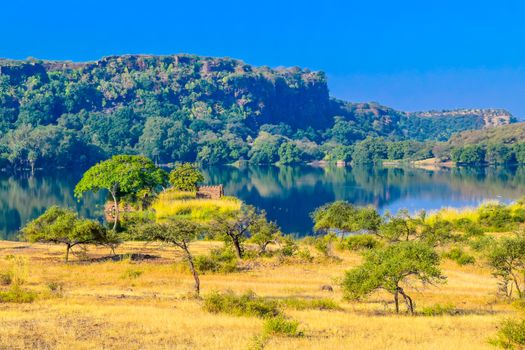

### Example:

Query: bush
xmin=279 ymin=297 xmax=341 ymax=311
xmin=264 ymin=316 xmax=302 ymax=337
xmin=0 ymin=285 xmax=38 ymax=303
xmin=443 ymin=247 xmax=475 ymax=265
xmin=279 ymin=235 xmax=298 ymax=257
xmin=0 ymin=273 xmax=12 ymax=286
xmin=469 ymin=235 xmax=495 ymax=252
xmin=478 ymin=203 xmax=513 ymax=231
xmin=420 ymin=303 xmax=457 ymax=316
xmin=490 ymin=318 xmax=525 ymax=349
xmin=295 ymin=248 xmax=314 ymax=262
xmin=453 ymin=218 xmax=483 ymax=237
xmin=342 ymin=234 xmax=380 ymax=251
xmin=195 ymin=247 xmax=238 ymax=274
xmin=203 ymin=290 xmax=280 ymax=318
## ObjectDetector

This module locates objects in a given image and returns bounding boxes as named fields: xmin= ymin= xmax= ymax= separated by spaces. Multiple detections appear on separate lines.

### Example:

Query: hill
xmin=0 ymin=54 xmax=515 ymax=168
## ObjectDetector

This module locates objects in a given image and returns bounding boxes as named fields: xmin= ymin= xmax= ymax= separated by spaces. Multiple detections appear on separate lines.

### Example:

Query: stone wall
xmin=196 ymin=185 xmax=224 ymax=199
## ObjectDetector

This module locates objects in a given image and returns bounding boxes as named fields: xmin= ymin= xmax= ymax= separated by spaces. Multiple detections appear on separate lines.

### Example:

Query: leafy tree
xmin=169 ymin=163 xmax=204 ymax=192
xmin=248 ymin=211 xmax=282 ymax=254
xmin=342 ymin=241 xmax=445 ymax=314
xmin=313 ymin=201 xmax=382 ymax=237
xmin=137 ymin=219 xmax=202 ymax=295
xmin=20 ymin=206 xmax=110 ymax=262
xmin=278 ymin=142 xmax=302 ymax=164
xmin=487 ymin=234 xmax=525 ymax=298
xmin=352 ymin=137 xmax=388 ymax=165
xmin=210 ymin=205 xmax=259 ymax=259
xmin=74 ymin=155 xmax=168 ymax=229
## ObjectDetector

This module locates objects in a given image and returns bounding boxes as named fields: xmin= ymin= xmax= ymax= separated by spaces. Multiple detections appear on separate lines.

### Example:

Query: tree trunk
xmin=394 ymin=291 xmax=399 ymax=313
xmin=183 ymin=244 xmax=200 ymax=295
xmin=232 ymin=236 xmax=243 ymax=259
xmin=65 ymin=244 xmax=71 ymax=263
xmin=110 ymin=190 xmax=119 ymax=231
xmin=398 ymin=287 xmax=414 ymax=315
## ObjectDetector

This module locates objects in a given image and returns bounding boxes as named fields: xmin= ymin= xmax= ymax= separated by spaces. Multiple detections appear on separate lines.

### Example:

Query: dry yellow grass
xmin=0 ymin=240 xmax=515 ymax=349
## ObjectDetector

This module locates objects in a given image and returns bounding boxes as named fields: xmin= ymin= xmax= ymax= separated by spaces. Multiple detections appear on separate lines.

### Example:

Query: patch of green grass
xmin=263 ymin=316 xmax=302 ymax=337
xmin=121 ymin=268 xmax=144 ymax=279
xmin=0 ymin=285 xmax=38 ymax=303
xmin=420 ymin=303 xmax=457 ymax=316
xmin=194 ymin=247 xmax=238 ymax=274
xmin=203 ymin=290 xmax=280 ymax=318
xmin=279 ymin=297 xmax=341 ymax=311
xmin=442 ymin=246 xmax=475 ymax=265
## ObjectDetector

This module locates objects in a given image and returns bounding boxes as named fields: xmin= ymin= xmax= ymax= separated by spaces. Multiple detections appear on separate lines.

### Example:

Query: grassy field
xmin=0 ymin=240 xmax=514 ymax=350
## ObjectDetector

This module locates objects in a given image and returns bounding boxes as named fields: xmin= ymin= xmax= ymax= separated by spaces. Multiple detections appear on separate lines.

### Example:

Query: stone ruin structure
xmin=196 ymin=185 xmax=224 ymax=199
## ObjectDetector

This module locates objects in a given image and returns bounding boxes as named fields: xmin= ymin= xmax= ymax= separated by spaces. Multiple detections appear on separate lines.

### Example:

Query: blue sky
xmin=3 ymin=0 xmax=525 ymax=117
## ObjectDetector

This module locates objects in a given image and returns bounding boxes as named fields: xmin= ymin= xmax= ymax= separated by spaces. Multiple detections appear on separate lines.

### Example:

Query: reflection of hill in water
xmin=2 ymin=166 xmax=524 ymax=239
xmin=0 ymin=171 xmax=106 ymax=240
xmin=203 ymin=165 xmax=525 ymax=235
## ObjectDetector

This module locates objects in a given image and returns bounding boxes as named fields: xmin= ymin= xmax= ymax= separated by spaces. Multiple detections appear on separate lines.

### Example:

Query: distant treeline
xmin=0 ymin=54 xmax=510 ymax=170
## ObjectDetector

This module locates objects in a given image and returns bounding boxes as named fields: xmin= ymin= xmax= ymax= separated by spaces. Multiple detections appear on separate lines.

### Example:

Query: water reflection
xmin=1 ymin=165 xmax=525 ymax=239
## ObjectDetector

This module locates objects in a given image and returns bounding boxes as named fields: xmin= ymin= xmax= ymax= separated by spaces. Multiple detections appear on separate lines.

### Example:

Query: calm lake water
xmin=2 ymin=164 xmax=525 ymax=239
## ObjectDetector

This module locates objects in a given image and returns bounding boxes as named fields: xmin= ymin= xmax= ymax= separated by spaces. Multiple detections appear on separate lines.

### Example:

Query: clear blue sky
xmin=3 ymin=0 xmax=525 ymax=117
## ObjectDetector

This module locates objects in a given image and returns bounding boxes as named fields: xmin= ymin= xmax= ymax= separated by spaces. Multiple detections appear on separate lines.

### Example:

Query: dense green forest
xmin=430 ymin=123 xmax=525 ymax=165
xmin=0 ymin=55 xmax=514 ymax=170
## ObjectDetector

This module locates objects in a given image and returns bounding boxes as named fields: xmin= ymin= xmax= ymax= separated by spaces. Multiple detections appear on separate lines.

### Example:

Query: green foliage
xmin=420 ymin=303 xmax=457 ymax=316
xmin=20 ymin=206 xmax=110 ymax=262
xmin=351 ymin=137 xmax=388 ymax=164
xmin=342 ymin=234 xmax=381 ymax=251
xmin=263 ymin=316 xmax=302 ymax=337
xmin=168 ymin=163 xmax=204 ymax=191
xmin=342 ymin=241 xmax=444 ymax=313
xmin=279 ymin=297 xmax=341 ymax=311
xmin=0 ymin=285 xmax=38 ymax=303
xmin=490 ymin=318 xmax=525 ymax=349
xmin=0 ymin=55 xmax=500 ymax=170
xmin=478 ymin=203 xmax=514 ymax=231
xmin=203 ymin=290 xmax=280 ymax=318
xmin=487 ymin=234 xmax=525 ymax=298
xmin=313 ymin=201 xmax=382 ymax=234
xmin=443 ymin=247 xmax=476 ymax=265
xmin=194 ymin=247 xmax=238 ymax=274
xmin=74 ymin=155 xmax=168 ymax=205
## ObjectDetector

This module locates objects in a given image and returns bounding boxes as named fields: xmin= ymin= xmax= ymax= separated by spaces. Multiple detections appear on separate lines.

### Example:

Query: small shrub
xmin=279 ymin=297 xmax=341 ymax=311
xmin=0 ymin=273 xmax=12 ymax=286
xmin=195 ymin=247 xmax=238 ymax=274
xmin=420 ymin=303 xmax=457 ymax=316
xmin=490 ymin=318 xmax=525 ymax=349
xmin=263 ymin=316 xmax=302 ymax=337
xmin=0 ymin=285 xmax=38 ymax=303
xmin=453 ymin=218 xmax=483 ymax=237
xmin=295 ymin=248 xmax=313 ymax=263
xmin=203 ymin=290 xmax=280 ymax=318
xmin=279 ymin=235 xmax=298 ymax=257
xmin=478 ymin=203 xmax=513 ymax=231
xmin=342 ymin=234 xmax=380 ymax=251
xmin=443 ymin=247 xmax=475 ymax=265
xmin=47 ymin=281 xmax=64 ymax=296
xmin=469 ymin=235 xmax=495 ymax=252
xmin=121 ymin=268 xmax=144 ymax=279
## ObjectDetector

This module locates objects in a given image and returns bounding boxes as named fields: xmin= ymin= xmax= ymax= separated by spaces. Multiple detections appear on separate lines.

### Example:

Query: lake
xmin=2 ymin=164 xmax=525 ymax=239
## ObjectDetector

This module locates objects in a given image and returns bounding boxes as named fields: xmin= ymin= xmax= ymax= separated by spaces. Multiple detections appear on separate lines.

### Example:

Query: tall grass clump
xmin=443 ymin=246 xmax=476 ymax=265
xmin=203 ymin=290 xmax=280 ymax=318
xmin=194 ymin=247 xmax=238 ymax=273
xmin=152 ymin=190 xmax=241 ymax=223
xmin=279 ymin=297 xmax=341 ymax=311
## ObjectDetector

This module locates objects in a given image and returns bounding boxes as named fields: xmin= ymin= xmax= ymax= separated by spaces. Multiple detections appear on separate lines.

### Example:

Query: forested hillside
xmin=0 ymin=54 xmax=514 ymax=169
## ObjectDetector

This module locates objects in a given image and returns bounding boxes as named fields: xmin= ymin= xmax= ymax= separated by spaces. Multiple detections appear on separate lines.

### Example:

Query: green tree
xmin=20 ymin=206 xmax=110 ymax=262
xmin=487 ymin=235 xmax=525 ymax=298
xmin=313 ymin=201 xmax=382 ymax=237
xmin=74 ymin=155 xmax=168 ymax=230
xmin=342 ymin=241 xmax=445 ymax=314
xmin=248 ymin=211 xmax=282 ymax=254
xmin=210 ymin=205 xmax=259 ymax=259
xmin=169 ymin=163 xmax=204 ymax=192
xmin=137 ymin=219 xmax=202 ymax=295
xmin=278 ymin=142 xmax=302 ymax=164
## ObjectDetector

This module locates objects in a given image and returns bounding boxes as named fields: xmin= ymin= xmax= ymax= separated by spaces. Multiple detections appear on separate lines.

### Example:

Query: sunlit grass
xmin=152 ymin=189 xmax=242 ymax=223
